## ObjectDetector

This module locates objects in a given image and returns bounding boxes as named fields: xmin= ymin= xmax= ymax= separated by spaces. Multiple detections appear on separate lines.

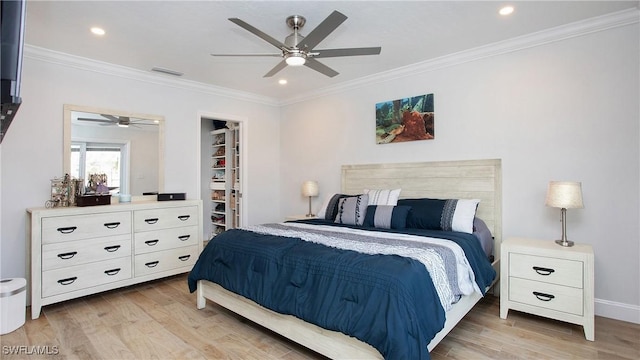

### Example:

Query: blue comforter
xmin=188 ymin=221 xmax=495 ymax=360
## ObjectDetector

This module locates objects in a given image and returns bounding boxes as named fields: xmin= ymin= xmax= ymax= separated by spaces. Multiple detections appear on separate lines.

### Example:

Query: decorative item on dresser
xmin=27 ymin=199 xmax=203 ymax=319
xmin=500 ymin=237 xmax=594 ymax=341
xmin=545 ymin=181 xmax=584 ymax=247
xmin=301 ymin=180 xmax=319 ymax=217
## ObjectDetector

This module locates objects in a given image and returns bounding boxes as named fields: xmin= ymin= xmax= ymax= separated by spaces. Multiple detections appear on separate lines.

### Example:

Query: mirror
xmin=63 ymin=104 xmax=164 ymax=198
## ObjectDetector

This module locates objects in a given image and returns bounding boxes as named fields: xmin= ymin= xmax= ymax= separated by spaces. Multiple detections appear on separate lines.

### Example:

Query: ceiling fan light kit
xmin=211 ymin=10 xmax=381 ymax=78
xmin=285 ymin=52 xmax=306 ymax=66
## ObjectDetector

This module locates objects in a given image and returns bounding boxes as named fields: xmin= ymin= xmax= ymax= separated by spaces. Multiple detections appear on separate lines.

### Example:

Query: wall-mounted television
xmin=1 ymin=0 xmax=26 ymax=143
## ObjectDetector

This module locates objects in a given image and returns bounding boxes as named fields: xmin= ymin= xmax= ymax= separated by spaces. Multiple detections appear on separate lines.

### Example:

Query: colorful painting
xmin=375 ymin=94 xmax=434 ymax=144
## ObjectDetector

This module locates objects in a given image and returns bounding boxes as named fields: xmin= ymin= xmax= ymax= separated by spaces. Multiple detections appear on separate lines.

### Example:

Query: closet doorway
xmin=200 ymin=115 xmax=245 ymax=243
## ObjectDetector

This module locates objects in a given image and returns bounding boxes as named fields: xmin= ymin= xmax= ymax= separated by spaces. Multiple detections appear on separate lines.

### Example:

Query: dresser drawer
xmin=42 ymin=235 xmax=131 ymax=271
xmin=509 ymin=253 xmax=583 ymax=288
xmin=509 ymin=277 xmax=583 ymax=316
xmin=134 ymin=206 xmax=199 ymax=232
xmin=42 ymin=212 xmax=131 ymax=244
xmin=134 ymin=245 xmax=199 ymax=276
xmin=134 ymin=225 xmax=199 ymax=254
xmin=42 ymin=257 xmax=132 ymax=297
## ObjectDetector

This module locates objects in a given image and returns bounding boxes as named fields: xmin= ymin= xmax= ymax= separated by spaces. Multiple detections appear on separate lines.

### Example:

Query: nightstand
xmin=500 ymin=237 xmax=594 ymax=341
xmin=285 ymin=215 xmax=317 ymax=221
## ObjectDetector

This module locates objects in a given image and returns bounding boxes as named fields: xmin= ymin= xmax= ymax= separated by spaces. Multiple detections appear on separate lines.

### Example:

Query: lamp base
xmin=555 ymin=239 xmax=575 ymax=247
xmin=305 ymin=213 xmax=316 ymax=218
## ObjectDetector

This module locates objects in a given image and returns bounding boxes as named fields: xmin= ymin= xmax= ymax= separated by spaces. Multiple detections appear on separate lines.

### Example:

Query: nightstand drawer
xmin=509 ymin=277 xmax=583 ymax=315
xmin=509 ymin=253 xmax=583 ymax=288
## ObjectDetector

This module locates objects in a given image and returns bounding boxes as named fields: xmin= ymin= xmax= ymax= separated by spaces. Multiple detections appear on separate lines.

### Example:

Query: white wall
xmin=0 ymin=48 xmax=282 ymax=281
xmin=279 ymin=23 xmax=639 ymax=322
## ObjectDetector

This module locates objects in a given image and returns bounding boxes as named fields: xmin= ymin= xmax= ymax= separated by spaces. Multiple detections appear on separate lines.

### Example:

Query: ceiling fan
xmin=76 ymin=114 xmax=155 ymax=128
xmin=211 ymin=10 xmax=381 ymax=78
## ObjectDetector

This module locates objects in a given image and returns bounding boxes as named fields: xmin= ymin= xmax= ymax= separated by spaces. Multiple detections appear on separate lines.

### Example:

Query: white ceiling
xmin=25 ymin=1 xmax=638 ymax=101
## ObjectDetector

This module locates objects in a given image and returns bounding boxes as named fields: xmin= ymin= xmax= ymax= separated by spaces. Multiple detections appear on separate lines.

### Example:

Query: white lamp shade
xmin=545 ymin=181 xmax=584 ymax=209
xmin=301 ymin=180 xmax=319 ymax=197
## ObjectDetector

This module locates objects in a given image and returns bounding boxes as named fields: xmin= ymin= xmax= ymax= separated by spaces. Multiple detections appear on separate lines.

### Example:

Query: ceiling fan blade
xmin=314 ymin=47 xmax=382 ymax=58
xmin=297 ymin=10 xmax=348 ymax=51
xmin=211 ymin=53 xmax=282 ymax=57
xmin=77 ymin=118 xmax=112 ymax=123
xmin=263 ymin=60 xmax=288 ymax=77
xmin=229 ymin=18 xmax=287 ymax=50
xmin=101 ymin=114 xmax=120 ymax=122
xmin=304 ymin=58 xmax=339 ymax=78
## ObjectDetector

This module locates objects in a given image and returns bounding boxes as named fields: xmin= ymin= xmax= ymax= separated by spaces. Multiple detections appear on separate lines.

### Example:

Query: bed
xmin=189 ymin=159 xmax=502 ymax=359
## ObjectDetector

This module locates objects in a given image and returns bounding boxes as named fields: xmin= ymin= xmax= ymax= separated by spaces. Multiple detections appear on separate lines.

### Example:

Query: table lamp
xmin=545 ymin=181 xmax=584 ymax=247
xmin=301 ymin=180 xmax=319 ymax=217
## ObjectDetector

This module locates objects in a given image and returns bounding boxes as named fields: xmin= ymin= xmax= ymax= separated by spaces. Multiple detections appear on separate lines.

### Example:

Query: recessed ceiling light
xmin=499 ymin=6 xmax=514 ymax=16
xmin=90 ymin=27 xmax=106 ymax=36
xmin=278 ymin=79 xmax=288 ymax=85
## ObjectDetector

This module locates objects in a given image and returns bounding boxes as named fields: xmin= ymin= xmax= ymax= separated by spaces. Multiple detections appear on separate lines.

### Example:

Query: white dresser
xmin=500 ymin=237 xmax=594 ymax=341
xmin=28 ymin=200 xmax=203 ymax=319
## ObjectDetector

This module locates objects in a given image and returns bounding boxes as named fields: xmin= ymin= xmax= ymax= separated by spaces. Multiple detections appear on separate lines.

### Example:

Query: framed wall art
xmin=375 ymin=93 xmax=434 ymax=144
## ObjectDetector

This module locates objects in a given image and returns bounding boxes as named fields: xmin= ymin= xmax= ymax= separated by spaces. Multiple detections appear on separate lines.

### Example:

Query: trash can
xmin=0 ymin=278 xmax=26 ymax=334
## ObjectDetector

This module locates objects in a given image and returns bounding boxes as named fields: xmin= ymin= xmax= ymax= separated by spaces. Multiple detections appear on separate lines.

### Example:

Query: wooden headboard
xmin=341 ymin=159 xmax=502 ymax=258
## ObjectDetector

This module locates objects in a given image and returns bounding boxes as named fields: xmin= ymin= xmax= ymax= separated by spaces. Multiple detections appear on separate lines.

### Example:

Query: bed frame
xmin=196 ymin=159 xmax=502 ymax=359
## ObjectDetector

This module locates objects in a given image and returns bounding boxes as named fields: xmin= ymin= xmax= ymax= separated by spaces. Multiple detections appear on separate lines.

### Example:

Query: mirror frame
xmin=63 ymin=104 xmax=165 ymax=197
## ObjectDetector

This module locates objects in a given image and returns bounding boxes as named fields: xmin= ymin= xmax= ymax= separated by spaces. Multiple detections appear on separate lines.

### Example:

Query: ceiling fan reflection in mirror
xmin=76 ymin=114 xmax=157 ymax=128
xmin=211 ymin=10 xmax=381 ymax=78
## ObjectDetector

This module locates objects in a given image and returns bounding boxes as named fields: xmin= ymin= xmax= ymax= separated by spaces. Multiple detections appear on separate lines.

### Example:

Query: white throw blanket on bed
xmin=243 ymin=222 xmax=480 ymax=311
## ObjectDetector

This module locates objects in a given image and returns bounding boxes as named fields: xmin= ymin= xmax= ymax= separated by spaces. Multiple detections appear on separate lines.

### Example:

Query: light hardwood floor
xmin=1 ymin=274 xmax=638 ymax=359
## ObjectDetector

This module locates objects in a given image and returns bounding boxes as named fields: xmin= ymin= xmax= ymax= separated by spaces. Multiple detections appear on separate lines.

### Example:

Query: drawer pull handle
xmin=144 ymin=218 xmax=159 ymax=224
xmin=104 ymin=268 xmax=121 ymax=276
xmin=57 ymin=226 xmax=77 ymax=234
xmin=178 ymin=235 xmax=190 ymax=241
xmin=57 ymin=251 xmax=77 ymax=259
xmin=178 ymin=255 xmax=191 ymax=261
xmin=533 ymin=291 xmax=555 ymax=302
xmin=103 ymin=222 xmax=121 ymax=229
xmin=57 ymin=277 xmax=77 ymax=285
xmin=145 ymin=261 xmax=159 ymax=268
xmin=144 ymin=240 xmax=159 ymax=246
xmin=178 ymin=215 xmax=190 ymax=221
xmin=104 ymin=245 xmax=121 ymax=252
xmin=533 ymin=266 xmax=555 ymax=276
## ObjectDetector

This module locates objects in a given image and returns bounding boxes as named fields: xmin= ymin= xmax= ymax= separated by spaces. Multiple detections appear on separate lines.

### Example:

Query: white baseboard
xmin=595 ymin=298 xmax=640 ymax=324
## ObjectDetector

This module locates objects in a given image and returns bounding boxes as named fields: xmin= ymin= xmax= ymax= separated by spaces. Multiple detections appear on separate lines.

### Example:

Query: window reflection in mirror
xmin=63 ymin=104 xmax=164 ymax=197
xmin=70 ymin=142 xmax=126 ymax=194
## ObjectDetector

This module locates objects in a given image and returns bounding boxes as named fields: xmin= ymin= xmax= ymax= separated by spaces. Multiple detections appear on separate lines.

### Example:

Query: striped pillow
xmin=363 ymin=205 xmax=411 ymax=229
xmin=335 ymin=194 xmax=369 ymax=226
xmin=363 ymin=188 xmax=401 ymax=206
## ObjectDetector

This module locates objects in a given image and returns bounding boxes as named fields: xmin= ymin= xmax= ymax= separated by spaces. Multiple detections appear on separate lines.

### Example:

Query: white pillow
xmin=334 ymin=194 xmax=369 ymax=226
xmin=449 ymin=199 xmax=481 ymax=234
xmin=316 ymin=195 xmax=332 ymax=218
xmin=363 ymin=188 xmax=401 ymax=206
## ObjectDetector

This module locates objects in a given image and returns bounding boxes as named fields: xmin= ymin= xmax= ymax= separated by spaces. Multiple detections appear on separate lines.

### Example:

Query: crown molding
xmin=23 ymin=8 xmax=639 ymax=108
xmin=280 ymin=8 xmax=640 ymax=106
xmin=24 ymin=45 xmax=280 ymax=107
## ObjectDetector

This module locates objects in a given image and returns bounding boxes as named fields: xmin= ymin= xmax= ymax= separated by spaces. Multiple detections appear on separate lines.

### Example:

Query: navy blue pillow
xmin=363 ymin=205 xmax=411 ymax=229
xmin=397 ymin=198 xmax=480 ymax=233
xmin=397 ymin=198 xmax=446 ymax=230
